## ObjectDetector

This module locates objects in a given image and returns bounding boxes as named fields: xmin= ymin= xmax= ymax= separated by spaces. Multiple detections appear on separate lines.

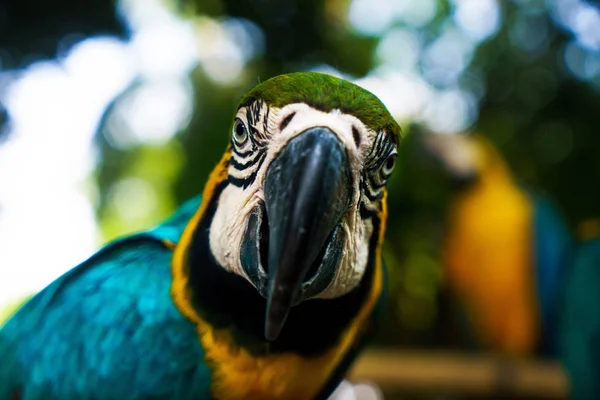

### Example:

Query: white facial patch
xmin=209 ymin=102 xmax=385 ymax=299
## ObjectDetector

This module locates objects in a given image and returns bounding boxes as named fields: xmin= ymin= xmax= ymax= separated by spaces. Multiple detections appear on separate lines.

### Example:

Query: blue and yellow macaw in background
xmin=418 ymin=131 xmax=600 ymax=399
xmin=0 ymin=72 xmax=401 ymax=400
xmin=420 ymin=132 xmax=573 ymax=358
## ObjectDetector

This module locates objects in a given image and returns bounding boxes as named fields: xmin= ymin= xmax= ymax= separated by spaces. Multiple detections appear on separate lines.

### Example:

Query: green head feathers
xmin=239 ymin=72 xmax=401 ymax=143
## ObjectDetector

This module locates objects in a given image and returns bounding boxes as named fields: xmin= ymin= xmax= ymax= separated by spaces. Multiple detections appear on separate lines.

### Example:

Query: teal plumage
xmin=0 ymin=200 xmax=211 ymax=399
xmin=529 ymin=192 xmax=574 ymax=356
xmin=558 ymin=235 xmax=600 ymax=399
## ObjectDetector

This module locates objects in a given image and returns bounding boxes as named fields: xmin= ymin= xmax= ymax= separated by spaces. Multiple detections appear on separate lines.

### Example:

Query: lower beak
xmin=262 ymin=127 xmax=351 ymax=341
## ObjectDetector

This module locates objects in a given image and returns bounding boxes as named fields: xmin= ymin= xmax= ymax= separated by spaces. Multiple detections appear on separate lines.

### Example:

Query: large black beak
xmin=262 ymin=127 xmax=352 ymax=341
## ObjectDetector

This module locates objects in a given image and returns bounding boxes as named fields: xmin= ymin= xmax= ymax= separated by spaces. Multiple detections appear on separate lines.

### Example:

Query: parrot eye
xmin=232 ymin=118 xmax=249 ymax=145
xmin=380 ymin=152 xmax=397 ymax=178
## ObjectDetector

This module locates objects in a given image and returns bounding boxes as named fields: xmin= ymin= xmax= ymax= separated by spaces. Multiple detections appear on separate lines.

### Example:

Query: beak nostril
xmin=280 ymin=112 xmax=296 ymax=131
xmin=352 ymin=126 xmax=361 ymax=148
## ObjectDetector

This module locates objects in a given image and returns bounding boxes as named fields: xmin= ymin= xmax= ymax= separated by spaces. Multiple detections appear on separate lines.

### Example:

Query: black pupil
xmin=235 ymin=122 xmax=245 ymax=138
xmin=385 ymin=156 xmax=395 ymax=171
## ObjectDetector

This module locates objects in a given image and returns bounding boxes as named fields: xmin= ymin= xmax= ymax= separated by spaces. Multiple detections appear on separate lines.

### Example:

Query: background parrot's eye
xmin=232 ymin=118 xmax=248 ymax=145
xmin=380 ymin=153 xmax=397 ymax=178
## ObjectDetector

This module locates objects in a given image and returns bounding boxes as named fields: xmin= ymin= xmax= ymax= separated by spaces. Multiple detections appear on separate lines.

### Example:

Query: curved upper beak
xmin=262 ymin=127 xmax=352 ymax=341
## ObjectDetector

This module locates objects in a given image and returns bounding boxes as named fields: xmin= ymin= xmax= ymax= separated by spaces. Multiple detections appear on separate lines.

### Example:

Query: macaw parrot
xmin=420 ymin=132 xmax=573 ymax=358
xmin=558 ymin=232 xmax=600 ymax=399
xmin=0 ymin=72 xmax=401 ymax=400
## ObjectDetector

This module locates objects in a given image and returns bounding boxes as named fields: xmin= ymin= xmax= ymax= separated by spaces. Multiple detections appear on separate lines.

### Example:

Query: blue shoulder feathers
xmin=0 ymin=195 xmax=212 ymax=400
xmin=529 ymin=192 xmax=574 ymax=356
xmin=558 ymin=236 xmax=600 ymax=399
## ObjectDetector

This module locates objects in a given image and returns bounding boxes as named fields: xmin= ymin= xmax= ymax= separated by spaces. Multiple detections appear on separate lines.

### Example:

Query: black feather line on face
xmin=228 ymin=172 xmax=258 ymax=190
xmin=246 ymin=102 xmax=256 ymax=126
xmin=244 ymin=99 xmax=267 ymax=142
xmin=227 ymin=150 xmax=267 ymax=189
xmin=359 ymin=131 xmax=395 ymax=217
xmin=368 ymin=178 xmax=386 ymax=192
xmin=364 ymin=131 xmax=385 ymax=171
xmin=248 ymin=125 xmax=262 ymax=147
xmin=361 ymin=179 xmax=384 ymax=202
xmin=236 ymin=99 xmax=270 ymax=152
xmin=230 ymin=151 xmax=264 ymax=171
xmin=262 ymin=105 xmax=270 ymax=138
xmin=227 ymin=175 xmax=247 ymax=188
xmin=231 ymin=144 xmax=254 ymax=158
xmin=229 ymin=99 xmax=273 ymax=187
xmin=365 ymin=131 xmax=395 ymax=173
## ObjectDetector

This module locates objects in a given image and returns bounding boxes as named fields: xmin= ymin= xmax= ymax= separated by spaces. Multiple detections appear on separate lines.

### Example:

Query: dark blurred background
xmin=0 ymin=0 xmax=598 ymax=398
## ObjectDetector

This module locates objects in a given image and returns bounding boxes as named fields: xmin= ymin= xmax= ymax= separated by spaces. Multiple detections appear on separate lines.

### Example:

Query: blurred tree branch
xmin=350 ymin=349 xmax=569 ymax=399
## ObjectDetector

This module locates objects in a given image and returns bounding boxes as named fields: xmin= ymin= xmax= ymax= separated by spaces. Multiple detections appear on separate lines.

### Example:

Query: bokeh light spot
xmin=422 ymin=25 xmax=474 ymax=87
xmin=348 ymin=0 xmax=394 ymax=36
xmin=393 ymin=0 xmax=438 ymax=28
xmin=422 ymin=89 xmax=478 ymax=134
xmin=510 ymin=11 xmax=551 ymax=54
xmin=106 ymin=78 xmax=194 ymax=150
xmin=195 ymin=16 xmax=261 ymax=85
xmin=376 ymin=28 xmax=421 ymax=72
xmin=452 ymin=0 xmax=501 ymax=43
xmin=109 ymin=178 xmax=159 ymax=222
xmin=355 ymin=68 xmax=433 ymax=123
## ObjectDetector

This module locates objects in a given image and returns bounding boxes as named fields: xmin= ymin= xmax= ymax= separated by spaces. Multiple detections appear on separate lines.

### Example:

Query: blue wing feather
xmin=529 ymin=191 xmax=574 ymax=356
xmin=0 ymin=197 xmax=212 ymax=400
xmin=558 ymin=236 xmax=600 ymax=399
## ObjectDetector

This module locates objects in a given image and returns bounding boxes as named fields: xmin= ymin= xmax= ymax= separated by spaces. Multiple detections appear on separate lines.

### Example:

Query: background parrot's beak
xmin=262 ymin=127 xmax=352 ymax=341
